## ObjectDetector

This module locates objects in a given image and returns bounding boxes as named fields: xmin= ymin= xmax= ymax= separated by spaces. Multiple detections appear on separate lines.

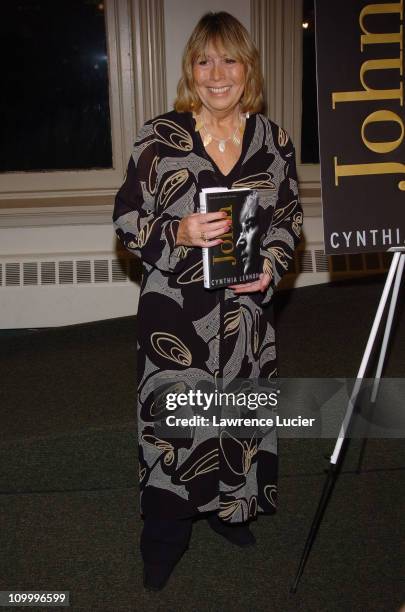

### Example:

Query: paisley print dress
xmin=113 ymin=110 xmax=303 ymax=523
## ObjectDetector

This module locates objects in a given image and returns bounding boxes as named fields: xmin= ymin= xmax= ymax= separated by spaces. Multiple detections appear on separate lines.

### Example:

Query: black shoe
xmin=207 ymin=514 xmax=256 ymax=547
xmin=143 ymin=561 xmax=177 ymax=591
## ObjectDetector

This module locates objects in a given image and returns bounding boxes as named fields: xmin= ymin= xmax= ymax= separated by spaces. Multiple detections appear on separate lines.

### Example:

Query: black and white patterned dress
xmin=113 ymin=110 xmax=302 ymax=523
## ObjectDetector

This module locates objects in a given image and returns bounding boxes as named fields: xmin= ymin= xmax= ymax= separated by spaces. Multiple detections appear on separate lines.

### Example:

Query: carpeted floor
xmin=1 ymin=275 xmax=404 ymax=611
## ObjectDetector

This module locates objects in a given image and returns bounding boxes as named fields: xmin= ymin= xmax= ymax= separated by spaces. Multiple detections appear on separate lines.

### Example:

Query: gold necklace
xmin=193 ymin=111 xmax=247 ymax=153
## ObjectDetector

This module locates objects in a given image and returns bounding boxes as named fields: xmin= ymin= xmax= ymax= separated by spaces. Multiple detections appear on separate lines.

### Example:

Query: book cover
xmin=199 ymin=187 xmax=262 ymax=289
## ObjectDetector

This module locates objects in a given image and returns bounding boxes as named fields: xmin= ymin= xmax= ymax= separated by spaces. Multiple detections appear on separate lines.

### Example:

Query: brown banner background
xmin=315 ymin=0 xmax=405 ymax=255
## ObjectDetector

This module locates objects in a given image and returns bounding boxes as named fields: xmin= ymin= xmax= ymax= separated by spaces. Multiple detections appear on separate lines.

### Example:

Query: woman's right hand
xmin=176 ymin=211 xmax=232 ymax=247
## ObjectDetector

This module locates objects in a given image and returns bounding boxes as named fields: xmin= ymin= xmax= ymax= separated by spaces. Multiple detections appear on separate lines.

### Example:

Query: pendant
xmin=232 ymin=133 xmax=241 ymax=146
xmin=219 ymin=140 xmax=226 ymax=153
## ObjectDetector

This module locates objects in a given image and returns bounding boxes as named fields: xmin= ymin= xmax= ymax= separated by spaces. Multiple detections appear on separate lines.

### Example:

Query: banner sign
xmin=315 ymin=0 xmax=405 ymax=254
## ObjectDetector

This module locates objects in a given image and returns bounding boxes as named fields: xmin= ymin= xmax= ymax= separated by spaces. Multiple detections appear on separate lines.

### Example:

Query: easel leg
xmin=371 ymin=253 xmax=405 ymax=400
xmin=330 ymin=251 xmax=402 ymax=465
xmin=355 ymin=253 xmax=405 ymax=472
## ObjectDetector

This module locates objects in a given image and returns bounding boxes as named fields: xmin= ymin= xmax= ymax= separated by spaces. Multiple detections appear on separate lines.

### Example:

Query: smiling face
xmin=192 ymin=40 xmax=246 ymax=117
xmin=236 ymin=193 xmax=260 ymax=274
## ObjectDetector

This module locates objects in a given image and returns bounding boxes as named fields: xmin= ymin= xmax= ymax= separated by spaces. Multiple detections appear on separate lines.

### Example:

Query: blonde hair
xmin=174 ymin=12 xmax=264 ymax=114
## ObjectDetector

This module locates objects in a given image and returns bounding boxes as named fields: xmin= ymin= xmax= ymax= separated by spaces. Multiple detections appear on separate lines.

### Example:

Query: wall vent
xmin=5 ymin=263 xmax=20 ymax=286
xmin=59 ymin=261 xmax=74 ymax=284
xmin=297 ymin=250 xmax=313 ymax=273
xmin=315 ymin=249 xmax=329 ymax=272
xmin=94 ymin=259 xmax=109 ymax=283
xmin=23 ymin=262 xmax=38 ymax=286
xmin=77 ymin=260 xmax=92 ymax=284
xmin=112 ymin=259 xmax=128 ymax=282
xmin=41 ymin=261 xmax=56 ymax=285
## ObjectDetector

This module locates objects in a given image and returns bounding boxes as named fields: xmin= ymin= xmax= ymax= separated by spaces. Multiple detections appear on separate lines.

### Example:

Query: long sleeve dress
xmin=113 ymin=110 xmax=303 ymax=523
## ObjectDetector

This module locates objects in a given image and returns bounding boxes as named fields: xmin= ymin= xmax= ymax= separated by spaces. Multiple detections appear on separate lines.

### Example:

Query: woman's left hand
xmin=229 ymin=272 xmax=272 ymax=294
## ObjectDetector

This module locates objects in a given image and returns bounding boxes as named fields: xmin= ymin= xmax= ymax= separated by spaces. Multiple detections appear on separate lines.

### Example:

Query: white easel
xmin=291 ymin=246 xmax=405 ymax=592
xmin=331 ymin=246 xmax=405 ymax=464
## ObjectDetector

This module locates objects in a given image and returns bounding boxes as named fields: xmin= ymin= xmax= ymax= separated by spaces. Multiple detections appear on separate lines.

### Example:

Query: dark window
xmin=0 ymin=0 xmax=112 ymax=172
xmin=301 ymin=0 xmax=319 ymax=164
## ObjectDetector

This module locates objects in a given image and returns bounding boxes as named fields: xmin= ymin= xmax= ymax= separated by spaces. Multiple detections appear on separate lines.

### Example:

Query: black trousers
xmin=140 ymin=516 xmax=193 ymax=564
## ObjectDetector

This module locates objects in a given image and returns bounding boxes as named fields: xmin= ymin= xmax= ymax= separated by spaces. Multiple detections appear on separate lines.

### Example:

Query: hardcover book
xmin=199 ymin=187 xmax=262 ymax=289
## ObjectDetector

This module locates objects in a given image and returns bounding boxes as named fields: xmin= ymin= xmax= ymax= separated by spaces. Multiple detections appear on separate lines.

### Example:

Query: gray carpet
xmin=1 ymin=276 xmax=404 ymax=611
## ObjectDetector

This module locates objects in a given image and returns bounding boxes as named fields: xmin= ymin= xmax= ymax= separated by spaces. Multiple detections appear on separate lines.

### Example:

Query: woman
xmin=113 ymin=11 xmax=303 ymax=591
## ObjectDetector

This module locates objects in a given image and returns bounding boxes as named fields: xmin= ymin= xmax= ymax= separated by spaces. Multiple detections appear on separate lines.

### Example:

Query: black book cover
xmin=200 ymin=188 xmax=262 ymax=289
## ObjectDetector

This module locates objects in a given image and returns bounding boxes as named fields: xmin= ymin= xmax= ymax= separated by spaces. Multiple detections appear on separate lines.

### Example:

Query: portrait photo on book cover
xmin=235 ymin=190 xmax=261 ymax=274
